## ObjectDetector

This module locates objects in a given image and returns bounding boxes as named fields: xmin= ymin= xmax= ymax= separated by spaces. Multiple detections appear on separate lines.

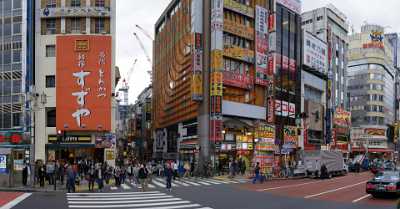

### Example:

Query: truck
xmin=299 ymin=150 xmax=346 ymax=178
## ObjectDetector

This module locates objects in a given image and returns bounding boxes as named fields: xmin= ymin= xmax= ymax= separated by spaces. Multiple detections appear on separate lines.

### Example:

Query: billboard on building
xmin=255 ymin=6 xmax=269 ymax=86
xmin=303 ymin=31 xmax=327 ymax=74
xmin=276 ymin=0 xmax=301 ymax=14
xmin=333 ymin=107 xmax=351 ymax=127
xmin=56 ymin=35 xmax=112 ymax=131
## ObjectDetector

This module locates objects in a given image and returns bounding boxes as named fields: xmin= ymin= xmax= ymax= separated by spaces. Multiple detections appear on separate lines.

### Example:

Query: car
xmin=366 ymin=171 xmax=400 ymax=197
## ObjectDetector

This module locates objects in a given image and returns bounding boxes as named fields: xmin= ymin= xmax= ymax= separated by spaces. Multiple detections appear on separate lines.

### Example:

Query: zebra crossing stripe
xmin=132 ymin=204 xmax=202 ymax=209
xmin=151 ymin=178 xmax=167 ymax=187
xmin=197 ymin=179 xmax=222 ymax=185
xmin=67 ymin=191 xmax=160 ymax=195
xmin=67 ymin=194 xmax=167 ymax=199
xmin=67 ymin=195 xmax=173 ymax=201
xmin=68 ymin=197 xmax=182 ymax=204
xmin=173 ymin=180 xmax=189 ymax=186
xmin=69 ymin=200 xmax=192 ymax=208
xmin=154 ymin=178 xmax=178 ymax=187
xmin=179 ymin=179 xmax=201 ymax=186
xmin=194 ymin=180 xmax=211 ymax=186
xmin=110 ymin=186 xmax=118 ymax=190
xmin=121 ymin=184 xmax=131 ymax=190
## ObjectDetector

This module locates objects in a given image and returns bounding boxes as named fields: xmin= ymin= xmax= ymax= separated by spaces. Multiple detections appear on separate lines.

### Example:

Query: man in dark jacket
xmin=252 ymin=162 xmax=261 ymax=184
xmin=66 ymin=164 xmax=76 ymax=193
xmin=138 ymin=164 xmax=148 ymax=192
xmin=165 ymin=164 xmax=174 ymax=192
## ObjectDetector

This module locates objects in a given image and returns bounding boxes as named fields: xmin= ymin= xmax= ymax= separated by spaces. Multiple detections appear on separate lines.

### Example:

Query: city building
xmin=302 ymin=4 xmax=350 ymax=148
xmin=0 ymin=0 xmax=34 ymax=187
xmin=153 ymin=0 xmax=302 ymax=173
xmin=300 ymin=31 xmax=328 ymax=151
xmin=348 ymin=24 xmax=396 ymax=156
xmin=34 ymin=0 xmax=117 ymax=163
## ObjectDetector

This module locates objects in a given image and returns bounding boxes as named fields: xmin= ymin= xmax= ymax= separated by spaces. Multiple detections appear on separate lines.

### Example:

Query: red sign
xmin=267 ymin=98 xmax=274 ymax=123
xmin=211 ymin=96 xmax=222 ymax=114
xmin=56 ymin=36 xmax=112 ymax=131
xmin=268 ymin=14 xmax=275 ymax=32
xmin=210 ymin=119 xmax=223 ymax=141
xmin=223 ymin=71 xmax=253 ymax=89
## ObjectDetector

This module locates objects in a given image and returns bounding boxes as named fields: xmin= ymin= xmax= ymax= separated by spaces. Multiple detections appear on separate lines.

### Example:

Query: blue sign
xmin=0 ymin=155 xmax=7 ymax=173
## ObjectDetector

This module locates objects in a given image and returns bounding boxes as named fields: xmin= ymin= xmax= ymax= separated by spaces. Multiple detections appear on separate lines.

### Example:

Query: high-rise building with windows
xmin=348 ymin=24 xmax=396 ymax=154
xmin=34 ymin=0 xmax=116 ymax=163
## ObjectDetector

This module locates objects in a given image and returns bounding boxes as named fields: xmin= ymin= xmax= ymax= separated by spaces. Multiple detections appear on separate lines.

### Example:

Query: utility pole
xmin=197 ymin=0 xmax=211 ymax=177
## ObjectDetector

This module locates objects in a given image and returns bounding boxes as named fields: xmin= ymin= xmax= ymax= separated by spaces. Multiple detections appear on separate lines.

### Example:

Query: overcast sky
xmin=117 ymin=0 xmax=400 ymax=103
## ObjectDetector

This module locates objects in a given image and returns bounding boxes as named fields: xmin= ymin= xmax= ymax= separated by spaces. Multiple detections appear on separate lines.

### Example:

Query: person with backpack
xmin=138 ymin=164 xmax=148 ymax=192
xmin=252 ymin=162 xmax=261 ymax=184
xmin=165 ymin=163 xmax=174 ymax=192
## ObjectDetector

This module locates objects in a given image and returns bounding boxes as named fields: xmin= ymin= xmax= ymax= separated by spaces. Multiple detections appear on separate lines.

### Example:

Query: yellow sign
xmin=224 ymin=0 xmax=254 ymax=17
xmin=210 ymin=71 xmax=223 ymax=96
xmin=224 ymin=46 xmax=255 ymax=63
xmin=191 ymin=73 xmax=203 ymax=101
xmin=105 ymin=149 xmax=115 ymax=161
xmin=74 ymin=39 xmax=89 ymax=51
xmin=224 ymin=19 xmax=254 ymax=40
xmin=211 ymin=50 xmax=223 ymax=71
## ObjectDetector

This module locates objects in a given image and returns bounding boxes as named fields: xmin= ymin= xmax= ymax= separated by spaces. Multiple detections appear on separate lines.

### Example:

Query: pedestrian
xmin=241 ymin=159 xmax=246 ymax=176
xmin=121 ymin=166 xmax=126 ymax=185
xmin=96 ymin=163 xmax=104 ymax=192
xmin=39 ymin=164 xmax=45 ymax=187
xmin=183 ymin=161 xmax=191 ymax=178
xmin=252 ymin=162 xmax=261 ymax=184
xmin=165 ymin=164 xmax=174 ymax=192
xmin=59 ymin=161 xmax=65 ymax=185
xmin=138 ymin=164 xmax=148 ymax=192
xmin=88 ymin=164 xmax=95 ymax=191
xmin=190 ymin=161 xmax=195 ymax=177
xmin=66 ymin=164 xmax=76 ymax=193
xmin=127 ymin=163 xmax=133 ymax=183
xmin=22 ymin=163 xmax=29 ymax=186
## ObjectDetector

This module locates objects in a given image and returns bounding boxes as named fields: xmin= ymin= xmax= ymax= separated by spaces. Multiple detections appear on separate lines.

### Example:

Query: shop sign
xmin=211 ymin=50 xmax=223 ymax=71
xmin=223 ymin=0 xmax=254 ymax=18
xmin=303 ymin=31 xmax=327 ymax=73
xmin=276 ymin=0 xmax=301 ymax=14
xmin=236 ymin=142 xmax=253 ymax=150
xmin=223 ymin=71 xmax=253 ymax=89
xmin=288 ymin=103 xmax=295 ymax=118
xmin=255 ymin=6 xmax=269 ymax=86
xmin=268 ymin=14 xmax=276 ymax=33
xmin=48 ymin=135 xmax=91 ymax=143
xmin=210 ymin=118 xmax=223 ymax=141
xmin=191 ymin=73 xmax=203 ymax=101
xmin=363 ymin=30 xmax=384 ymax=49
xmin=275 ymin=100 xmax=282 ymax=116
xmin=105 ymin=149 xmax=115 ymax=161
xmin=210 ymin=72 xmax=223 ymax=96
xmin=0 ymin=132 xmax=25 ymax=144
xmin=95 ymin=134 xmax=116 ymax=148
xmin=224 ymin=46 xmax=255 ymax=63
xmin=191 ymin=0 xmax=203 ymax=33
xmin=365 ymin=128 xmax=386 ymax=136
xmin=267 ymin=98 xmax=275 ymax=123
xmin=41 ymin=7 xmax=110 ymax=18
xmin=284 ymin=126 xmax=298 ymax=147
xmin=210 ymin=96 xmax=222 ymax=114
xmin=211 ymin=0 xmax=223 ymax=49
xmin=334 ymin=107 xmax=351 ymax=127
xmin=224 ymin=19 xmax=254 ymax=40
xmin=255 ymin=123 xmax=275 ymax=139
xmin=56 ymin=36 xmax=112 ymax=131
xmin=0 ymin=155 xmax=7 ymax=174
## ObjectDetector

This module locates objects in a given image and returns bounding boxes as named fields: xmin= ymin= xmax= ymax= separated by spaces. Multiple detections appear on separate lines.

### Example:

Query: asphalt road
xmin=7 ymin=173 xmax=399 ymax=209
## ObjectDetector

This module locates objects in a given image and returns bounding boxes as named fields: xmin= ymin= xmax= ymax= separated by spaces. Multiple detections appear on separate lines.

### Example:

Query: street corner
xmin=0 ymin=192 xmax=31 ymax=209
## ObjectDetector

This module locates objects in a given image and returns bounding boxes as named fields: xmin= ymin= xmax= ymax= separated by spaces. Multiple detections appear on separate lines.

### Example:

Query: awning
xmin=352 ymin=148 xmax=394 ymax=153
xmin=223 ymin=117 xmax=254 ymax=129
xmin=46 ymin=143 xmax=95 ymax=149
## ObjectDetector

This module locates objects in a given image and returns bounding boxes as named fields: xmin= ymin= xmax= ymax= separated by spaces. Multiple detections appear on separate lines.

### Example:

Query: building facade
xmin=348 ymin=24 xmax=396 ymax=155
xmin=153 ymin=0 xmax=302 ymax=173
xmin=34 ymin=0 xmax=116 ymax=163
xmin=301 ymin=4 xmax=349 ymax=147
xmin=0 ymin=0 xmax=34 ymax=187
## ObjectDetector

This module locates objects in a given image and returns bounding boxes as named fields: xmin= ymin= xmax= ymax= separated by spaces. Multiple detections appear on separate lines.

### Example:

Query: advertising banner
xmin=333 ymin=107 xmax=351 ymax=127
xmin=284 ymin=126 xmax=298 ymax=148
xmin=0 ymin=155 xmax=6 ymax=173
xmin=223 ymin=71 xmax=252 ymax=89
xmin=267 ymin=98 xmax=275 ymax=123
xmin=56 ymin=36 xmax=112 ymax=131
xmin=223 ymin=0 xmax=254 ymax=17
xmin=303 ymin=31 xmax=327 ymax=73
xmin=255 ymin=6 xmax=269 ymax=86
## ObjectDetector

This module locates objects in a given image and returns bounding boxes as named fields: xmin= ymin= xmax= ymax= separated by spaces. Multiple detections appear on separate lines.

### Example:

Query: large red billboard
xmin=56 ymin=35 xmax=112 ymax=131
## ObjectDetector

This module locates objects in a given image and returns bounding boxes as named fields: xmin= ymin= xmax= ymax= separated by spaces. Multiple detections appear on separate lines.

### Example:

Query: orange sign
xmin=56 ymin=35 xmax=112 ymax=131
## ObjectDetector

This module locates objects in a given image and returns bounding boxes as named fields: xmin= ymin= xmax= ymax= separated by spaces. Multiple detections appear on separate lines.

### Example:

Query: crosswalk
xmin=107 ymin=177 xmax=247 ymax=191
xmin=66 ymin=191 xmax=213 ymax=209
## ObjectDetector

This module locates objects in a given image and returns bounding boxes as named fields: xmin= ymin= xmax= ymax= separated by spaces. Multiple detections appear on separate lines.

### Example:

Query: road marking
xmin=304 ymin=181 xmax=368 ymax=198
xmin=68 ymin=197 xmax=182 ymax=204
xmin=198 ymin=179 xmax=222 ymax=184
xmin=121 ymin=184 xmax=131 ymax=190
xmin=258 ymin=181 xmax=320 ymax=191
xmin=352 ymin=194 xmax=371 ymax=203
xmin=1 ymin=193 xmax=32 ymax=209
xmin=179 ymin=179 xmax=201 ymax=186
xmin=67 ymin=191 xmax=160 ymax=195
xmin=195 ymin=180 xmax=211 ymax=186
xmin=67 ymin=194 xmax=166 ymax=198
xmin=133 ymin=204 xmax=202 ymax=209
xmin=173 ymin=180 xmax=190 ymax=186
xmin=151 ymin=179 xmax=166 ymax=187
xmin=67 ymin=195 xmax=173 ymax=201
xmin=69 ymin=200 xmax=191 ymax=208
xmin=110 ymin=186 xmax=118 ymax=190
xmin=147 ymin=183 xmax=156 ymax=188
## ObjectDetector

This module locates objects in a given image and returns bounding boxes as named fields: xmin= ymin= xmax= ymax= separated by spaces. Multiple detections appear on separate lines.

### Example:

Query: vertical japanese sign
xmin=210 ymin=0 xmax=224 ymax=142
xmin=255 ymin=6 xmax=269 ymax=86
xmin=0 ymin=155 xmax=7 ymax=173
xmin=56 ymin=36 xmax=112 ymax=131
xmin=191 ymin=0 xmax=203 ymax=101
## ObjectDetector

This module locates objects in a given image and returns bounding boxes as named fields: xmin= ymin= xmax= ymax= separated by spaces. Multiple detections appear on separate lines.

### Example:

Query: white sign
xmin=41 ymin=7 xmax=111 ymax=18
xmin=275 ymin=100 xmax=282 ymax=116
xmin=0 ymin=155 xmax=6 ymax=173
xmin=211 ymin=0 xmax=224 ymax=50
xmin=72 ymin=53 xmax=91 ymax=127
xmin=191 ymin=0 xmax=203 ymax=33
xmin=289 ymin=103 xmax=295 ymax=118
xmin=276 ymin=0 xmax=301 ymax=14
xmin=275 ymin=100 xmax=295 ymax=118
xmin=303 ymin=31 xmax=328 ymax=73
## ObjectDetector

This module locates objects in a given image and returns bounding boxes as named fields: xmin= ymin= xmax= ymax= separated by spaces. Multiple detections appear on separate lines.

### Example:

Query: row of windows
xmin=224 ymin=10 xmax=252 ymax=27
xmin=46 ymin=0 xmax=106 ymax=8
xmin=364 ymin=105 xmax=384 ymax=113
xmin=232 ymin=0 xmax=251 ymax=6
xmin=44 ymin=18 xmax=106 ymax=34
xmin=223 ymin=58 xmax=250 ymax=75
xmin=0 ymin=50 xmax=21 ymax=65
xmin=0 ymin=112 xmax=22 ymax=128
xmin=348 ymin=84 xmax=385 ymax=91
xmin=223 ymin=33 xmax=251 ymax=49
xmin=352 ymin=116 xmax=385 ymax=125
xmin=0 ymin=18 xmax=22 ymax=36
xmin=301 ymin=16 xmax=323 ymax=26
xmin=1 ymin=0 xmax=22 ymax=11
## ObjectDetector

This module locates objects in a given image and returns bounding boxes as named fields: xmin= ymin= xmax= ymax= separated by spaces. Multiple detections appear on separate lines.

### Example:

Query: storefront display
xmin=255 ymin=123 xmax=275 ymax=174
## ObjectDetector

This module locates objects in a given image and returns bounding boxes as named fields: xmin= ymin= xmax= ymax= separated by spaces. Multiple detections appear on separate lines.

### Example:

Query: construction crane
xmin=117 ymin=59 xmax=137 ymax=91
xmin=133 ymin=32 xmax=152 ymax=75
xmin=135 ymin=24 xmax=154 ymax=40
xmin=117 ymin=59 xmax=138 ymax=105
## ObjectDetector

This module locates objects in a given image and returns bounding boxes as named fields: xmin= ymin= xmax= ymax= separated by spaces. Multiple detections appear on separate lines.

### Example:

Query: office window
xmin=13 ymin=23 xmax=21 ymax=34
xmin=71 ymin=0 xmax=80 ymax=7
xmin=71 ymin=18 xmax=81 ymax=33
xmin=13 ymin=0 xmax=21 ymax=9
xmin=12 ymin=50 xmax=21 ymax=62
xmin=46 ymin=75 xmax=55 ymax=88
xmin=46 ymin=0 xmax=56 ymax=8
xmin=46 ymin=108 xmax=56 ymax=127
xmin=46 ymin=45 xmax=55 ymax=57
xmin=46 ymin=19 xmax=56 ymax=34
xmin=95 ymin=0 xmax=105 ymax=7
xmin=95 ymin=18 xmax=105 ymax=33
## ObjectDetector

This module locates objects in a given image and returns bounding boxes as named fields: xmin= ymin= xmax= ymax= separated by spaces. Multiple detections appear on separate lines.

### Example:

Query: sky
xmin=116 ymin=0 xmax=400 ymax=103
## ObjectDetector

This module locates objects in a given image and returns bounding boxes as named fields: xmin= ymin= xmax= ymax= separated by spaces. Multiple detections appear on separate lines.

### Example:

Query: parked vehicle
xmin=366 ymin=171 xmax=400 ymax=197
xmin=300 ymin=150 xmax=346 ymax=178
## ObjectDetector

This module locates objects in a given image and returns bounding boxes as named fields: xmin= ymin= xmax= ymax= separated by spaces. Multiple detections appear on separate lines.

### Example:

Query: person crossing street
xmin=252 ymin=162 xmax=261 ymax=184
xmin=165 ymin=163 xmax=174 ymax=192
